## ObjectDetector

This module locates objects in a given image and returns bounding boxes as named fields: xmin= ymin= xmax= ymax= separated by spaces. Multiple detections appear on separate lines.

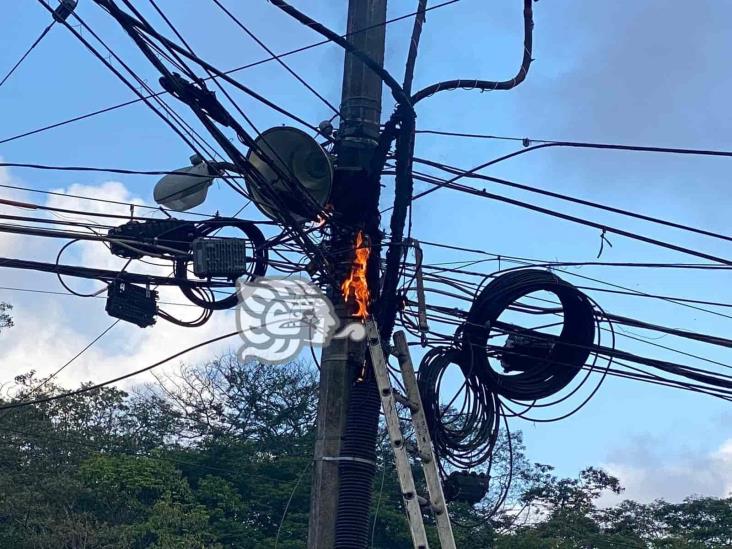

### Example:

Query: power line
xmin=0 ymin=284 xmax=197 ymax=307
xmin=0 ymin=182 xmax=221 ymax=219
xmin=414 ymin=129 xmax=732 ymax=160
xmin=0 ymin=329 xmax=240 ymax=411
xmin=0 ymin=21 xmax=55 ymax=89
xmin=0 ymin=1 xmax=460 ymax=147
xmin=411 ymin=158 xmax=732 ymax=245
xmin=406 ymin=279 xmax=732 ymax=388
xmin=407 ymin=250 xmax=732 ymax=321
xmin=0 ymin=160 xmax=247 ymax=178
xmin=31 ymin=319 xmax=120 ymax=394
xmin=210 ymin=0 xmax=341 ymax=117
xmin=34 ymin=0 xmax=207 ymax=155
xmin=410 ymin=171 xmax=732 ymax=267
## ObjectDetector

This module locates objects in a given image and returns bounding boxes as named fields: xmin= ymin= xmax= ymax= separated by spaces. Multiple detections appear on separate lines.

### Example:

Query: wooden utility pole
xmin=307 ymin=1 xmax=387 ymax=548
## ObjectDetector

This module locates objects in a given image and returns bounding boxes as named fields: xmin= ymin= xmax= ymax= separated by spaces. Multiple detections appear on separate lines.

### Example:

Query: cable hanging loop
xmin=597 ymin=228 xmax=613 ymax=259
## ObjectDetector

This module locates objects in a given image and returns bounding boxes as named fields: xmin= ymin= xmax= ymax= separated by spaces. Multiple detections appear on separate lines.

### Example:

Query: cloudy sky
xmin=1 ymin=0 xmax=731 ymax=504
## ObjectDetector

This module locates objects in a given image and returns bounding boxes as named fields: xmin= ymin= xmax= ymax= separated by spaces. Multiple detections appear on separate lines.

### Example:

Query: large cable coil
xmin=461 ymin=269 xmax=596 ymax=401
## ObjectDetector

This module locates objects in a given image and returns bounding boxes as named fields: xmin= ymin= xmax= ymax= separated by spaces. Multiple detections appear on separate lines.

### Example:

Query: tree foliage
xmin=0 ymin=355 xmax=728 ymax=547
xmin=0 ymin=302 xmax=12 ymax=333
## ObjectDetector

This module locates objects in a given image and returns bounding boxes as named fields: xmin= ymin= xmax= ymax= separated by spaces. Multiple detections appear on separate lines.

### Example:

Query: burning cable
xmin=341 ymin=230 xmax=370 ymax=318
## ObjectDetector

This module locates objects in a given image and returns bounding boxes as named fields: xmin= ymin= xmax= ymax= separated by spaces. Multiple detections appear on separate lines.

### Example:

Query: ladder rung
xmin=393 ymin=390 xmax=420 ymax=412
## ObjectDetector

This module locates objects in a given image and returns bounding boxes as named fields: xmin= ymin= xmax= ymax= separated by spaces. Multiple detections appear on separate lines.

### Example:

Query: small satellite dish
xmin=245 ymin=126 xmax=333 ymax=223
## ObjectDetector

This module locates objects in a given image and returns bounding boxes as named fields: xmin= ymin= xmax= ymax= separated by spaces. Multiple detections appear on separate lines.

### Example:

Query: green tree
xmin=0 ymin=356 xmax=730 ymax=547
xmin=0 ymin=302 xmax=12 ymax=332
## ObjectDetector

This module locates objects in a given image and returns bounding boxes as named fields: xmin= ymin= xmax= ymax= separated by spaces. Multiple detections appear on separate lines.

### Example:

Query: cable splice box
xmin=108 ymin=219 xmax=195 ymax=259
xmin=191 ymin=237 xmax=249 ymax=278
xmin=105 ymin=280 xmax=157 ymax=328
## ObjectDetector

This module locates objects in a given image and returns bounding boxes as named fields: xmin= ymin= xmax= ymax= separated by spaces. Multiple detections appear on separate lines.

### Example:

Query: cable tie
xmin=319 ymin=456 xmax=376 ymax=466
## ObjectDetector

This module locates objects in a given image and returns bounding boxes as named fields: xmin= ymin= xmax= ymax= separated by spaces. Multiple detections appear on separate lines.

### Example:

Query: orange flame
xmin=341 ymin=230 xmax=370 ymax=318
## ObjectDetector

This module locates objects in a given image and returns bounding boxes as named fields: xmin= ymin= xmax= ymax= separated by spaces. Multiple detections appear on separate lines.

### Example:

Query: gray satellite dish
xmin=245 ymin=126 xmax=333 ymax=223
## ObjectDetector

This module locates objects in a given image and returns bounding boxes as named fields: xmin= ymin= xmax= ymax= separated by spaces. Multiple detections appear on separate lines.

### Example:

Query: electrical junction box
xmin=443 ymin=471 xmax=490 ymax=505
xmin=191 ymin=237 xmax=249 ymax=278
xmin=108 ymin=219 xmax=195 ymax=259
xmin=501 ymin=332 xmax=555 ymax=373
xmin=105 ymin=280 xmax=158 ymax=328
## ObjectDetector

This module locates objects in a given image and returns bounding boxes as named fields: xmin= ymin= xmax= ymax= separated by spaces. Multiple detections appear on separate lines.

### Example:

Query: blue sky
xmin=1 ymin=0 xmax=731 ymax=502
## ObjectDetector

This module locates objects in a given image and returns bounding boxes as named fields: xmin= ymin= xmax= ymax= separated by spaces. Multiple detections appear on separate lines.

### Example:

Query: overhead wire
xmin=399 ymin=243 xmax=732 ymax=329
xmin=0 ymin=0 xmax=461 ymax=147
xmin=414 ymin=129 xmax=732 ymax=160
xmin=0 ymin=329 xmax=240 ymax=411
xmin=0 ymin=182 xmax=223 ymax=219
xmin=210 ymin=0 xmax=342 ymax=118
xmin=410 ymin=158 xmax=732 ymax=244
xmin=409 ymin=170 xmax=732 ymax=267
xmin=0 ymin=21 xmax=55 ymax=89
xmin=408 ymin=0 xmax=534 ymax=105
xmin=34 ymin=0 xmax=206 ymax=155
xmin=30 ymin=319 xmax=120 ymax=394
xmin=85 ymin=1 xmax=333 ymax=281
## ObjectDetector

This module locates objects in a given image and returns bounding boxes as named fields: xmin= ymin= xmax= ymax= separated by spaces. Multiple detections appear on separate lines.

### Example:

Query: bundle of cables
xmin=461 ymin=269 xmax=596 ymax=401
xmin=417 ymin=269 xmax=600 ymax=507
xmin=417 ymin=346 xmax=501 ymax=474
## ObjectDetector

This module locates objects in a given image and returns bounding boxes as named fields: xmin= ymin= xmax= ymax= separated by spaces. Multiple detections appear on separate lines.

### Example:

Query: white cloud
xmin=0 ymin=172 xmax=241 ymax=393
xmin=599 ymin=436 xmax=732 ymax=505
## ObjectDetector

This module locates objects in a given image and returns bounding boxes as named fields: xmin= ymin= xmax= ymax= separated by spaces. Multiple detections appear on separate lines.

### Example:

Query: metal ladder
xmin=365 ymin=319 xmax=456 ymax=549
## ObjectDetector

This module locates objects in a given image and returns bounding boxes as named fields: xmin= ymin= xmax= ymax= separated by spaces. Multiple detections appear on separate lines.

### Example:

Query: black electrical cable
xmin=414 ymin=129 xmax=732 ymax=160
xmin=68 ymin=5 xmax=229 ymax=163
xmin=0 ymin=1 xmax=460 ymax=147
xmin=379 ymin=109 xmax=416 ymax=342
xmin=417 ymin=346 xmax=501 ymax=474
xmin=409 ymin=0 xmax=533 ymax=104
xmin=461 ymin=270 xmax=596 ymax=401
xmin=0 ymin=329 xmax=241 ymax=411
xmin=0 ymin=255 xmax=232 ymax=289
xmin=93 ymin=0 xmax=320 ymax=132
xmin=402 ymin=0 xmax=428 ymax=97
xmin=0 ymin=182 xmax=222 ymax=219
xmin=0 ymin=160 xmax=236 ymax=177
xmin=34 ymin=0 xmax=204 ymax=155
xmin=410 ymin=267 xmax=732 ymax=373
xmin=411 ymin=241 xmax=732 ymax=321
xmin=421 ymin=289 xmax=732 ymax=402
xmin=94 ymin=1 xmax=333 ymax=280
xmin=0 ymin=284 xmax=197 ymax=308
xmin=0 ymin=21 xmax=55 ymax=89
xmin=269 ymin=0 xmax=413 ymax=109
xmin=411 ymin=158 xmax=732 ymax=245
xmin=210 ymin=0 xmax=341 ymax=117
xmin=378 ymin=0 xmax=533 ymax=345
xmin=173 ymin=218 xmax=268 ymax=310
xmin=411 ymin=171 xmax=732 ymax=267
xmin=131 ymin=0 xmax=333 ymax=226
xmin=26 ymin=319 xmax=120 ymax=397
